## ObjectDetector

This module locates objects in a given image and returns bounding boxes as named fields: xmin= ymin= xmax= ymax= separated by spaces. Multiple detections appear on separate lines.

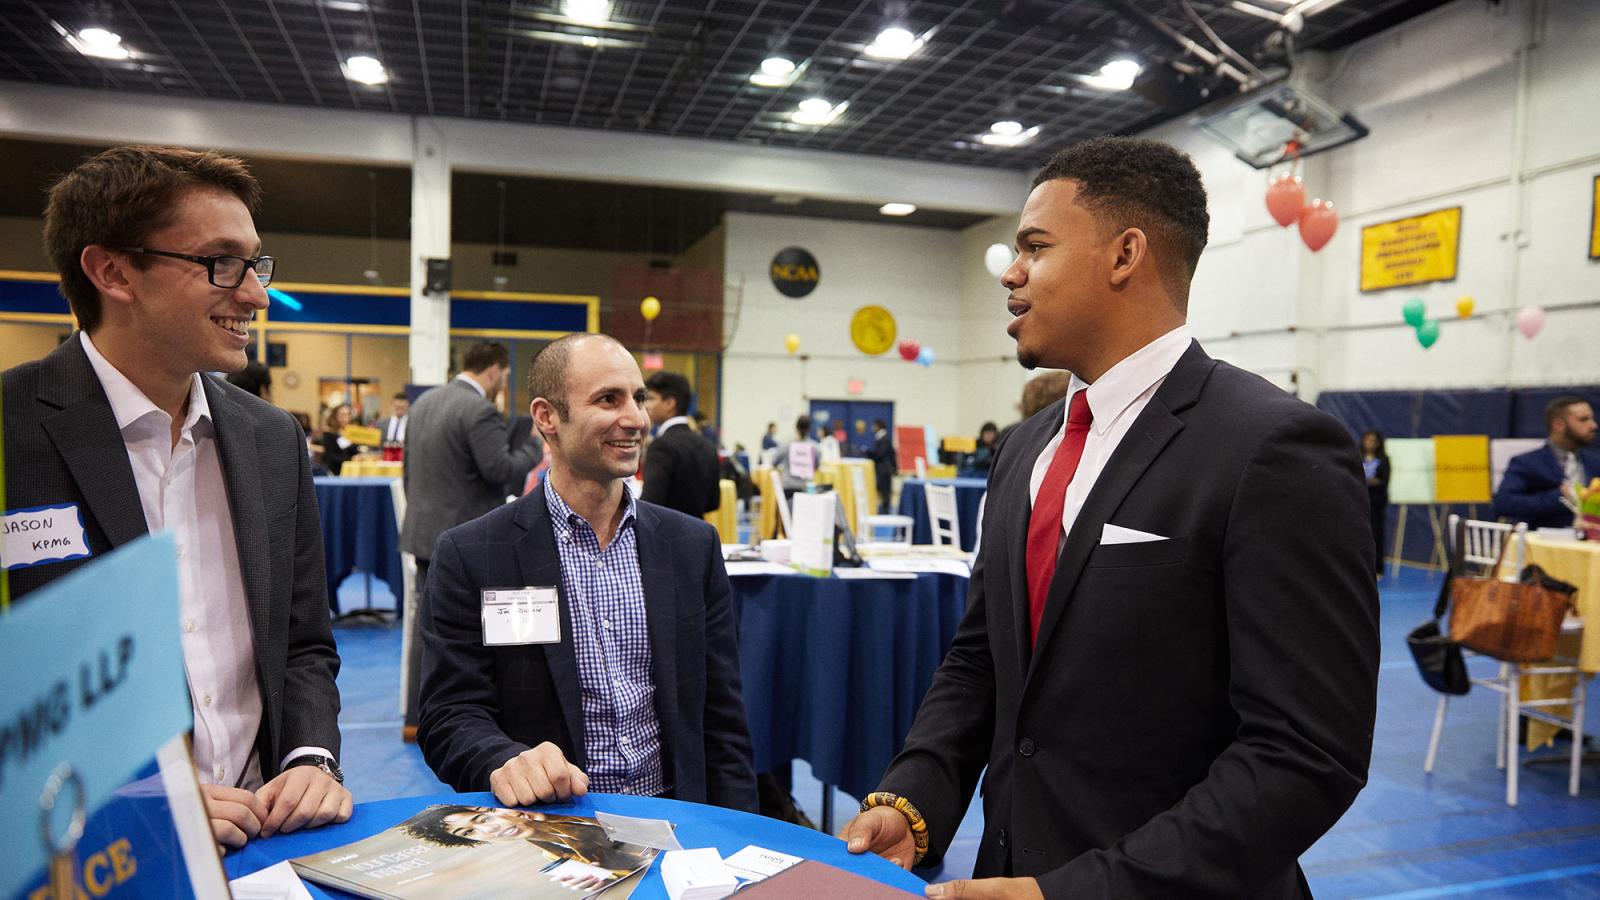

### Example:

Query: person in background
xmin=376 ymin=391 xmax=409 ymax=446
xmin=641 ymin=370 xmax=722 ymax=519
xmin=226 ymin=359 xmax=272 ymax=400
xmin=773 ymin=415 xmax=821 ymax=497
xmin=999 ymin=371 xmax=1072 ymax=445
xmin=1493 ymin=395 xmax=1599 ymax=529
xmin=1361 ymin=430 xmax=1390 ymax=578
xmin=318 ymin=402 xmax=361 ymax=475
xmin=693 ymin=409 xmax=720 ymax=449
xmin=761 ymin=421 xmax=779 ymax=453
xmin=818 ymin=420 xmax=842 ymax=463
xmin=866 ymin=418 xmax=896 ymax=513
xmin=970 ymin=421 xmax=1000 ymax=473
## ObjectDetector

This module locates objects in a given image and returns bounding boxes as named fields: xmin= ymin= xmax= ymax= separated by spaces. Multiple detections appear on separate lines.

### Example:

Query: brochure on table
xmin=0 ymin=534 xmax=223 ymax=899
xmin=789 ymin=493 xmax=836 ymax=577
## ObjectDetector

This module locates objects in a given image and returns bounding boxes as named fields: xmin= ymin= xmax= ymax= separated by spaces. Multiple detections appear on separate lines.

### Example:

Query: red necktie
xmin=1026 ymin=390 xmax=1093 ymax=647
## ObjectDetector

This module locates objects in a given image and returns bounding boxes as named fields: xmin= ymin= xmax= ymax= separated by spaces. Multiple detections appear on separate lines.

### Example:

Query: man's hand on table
xmin=489 ymin=741 xmax=590 ymax=806
xmin=842 ymin=806 xmax=918 ymax=869
xmin=256 ymin=767 xmax=353 ymax=838
xmin=202 ymin=784 xmax=269 ymax=850
xmin=924 ymin=877 xmax=1044 ymax=899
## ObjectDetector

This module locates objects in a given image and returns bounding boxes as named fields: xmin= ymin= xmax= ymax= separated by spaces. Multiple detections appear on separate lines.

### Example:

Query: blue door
xmin=809 ymin=399 xmax=894 ymax=457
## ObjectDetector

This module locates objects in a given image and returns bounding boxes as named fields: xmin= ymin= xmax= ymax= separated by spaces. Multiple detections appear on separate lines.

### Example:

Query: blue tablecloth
xmin=224 ymin=791 xmax=923 ymax=897
xmin=732 ymin=572 xmax=970 ymax=802
xmin=313 ymin=476 xmax=404 ymax=612
xmin=897 ymin=477 xmax=988 ymax=552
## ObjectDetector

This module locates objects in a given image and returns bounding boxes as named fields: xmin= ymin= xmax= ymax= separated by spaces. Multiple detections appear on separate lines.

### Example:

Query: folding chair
xmin=850 ymin=465 xmax=911 ymax=544
xmin=925 ymin=483 xmax=960 ymax=549
xmin=768 ymin=468 xmax=794 ymax=539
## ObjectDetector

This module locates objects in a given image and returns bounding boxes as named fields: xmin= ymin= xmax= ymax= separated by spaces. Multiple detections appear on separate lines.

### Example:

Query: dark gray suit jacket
xmin=400 ymin=379 xmax=540 ymax=561
xmin=878 ymin=341 xmax=1380 ymax=898
xmin=416 ymin=488 xmax=758 ymax=813
xmin=2 ymin=336 xmax=342 ymax=778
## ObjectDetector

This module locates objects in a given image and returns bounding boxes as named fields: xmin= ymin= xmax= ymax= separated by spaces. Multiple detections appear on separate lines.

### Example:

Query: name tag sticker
xmin=1 ymin=504 xmax=91 ymax=571
xmin=482 ymin=586 xmax=561 ymax=646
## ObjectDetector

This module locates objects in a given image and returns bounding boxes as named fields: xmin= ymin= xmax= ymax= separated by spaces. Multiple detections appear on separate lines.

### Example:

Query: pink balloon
xmin=1515 ymin=306 xmax=1545 ymax=339
xmin=1298 ymin=199 xmax=1338 ymax=252
xmin=898 ymin=339 xmax=921 ymax=361
xmin=1265 ymin=174 xmax=1305 ymax=228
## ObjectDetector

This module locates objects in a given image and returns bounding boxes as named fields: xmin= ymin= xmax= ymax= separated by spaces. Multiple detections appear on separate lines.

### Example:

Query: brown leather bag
xmin=1446 ymin=526 xmax=1575 ymax=662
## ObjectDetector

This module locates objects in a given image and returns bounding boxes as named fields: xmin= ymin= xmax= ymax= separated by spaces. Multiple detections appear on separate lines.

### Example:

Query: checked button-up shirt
xmin=543 ymin=479 xmax=666 ymax=796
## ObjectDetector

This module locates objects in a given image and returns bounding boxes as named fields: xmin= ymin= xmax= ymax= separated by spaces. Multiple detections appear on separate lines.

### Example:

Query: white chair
xmin=768 ymin=468 xmax=794 ymax=539
xmin=925 ymin=483 xmax=960 ymax=549
xmin=914 ymin=456 xmax=928 ymax=479
xmin=850 ymin=465 xmax=911 ymax=544
xmin=1424 ymin=516 xmax=1588 ymax=805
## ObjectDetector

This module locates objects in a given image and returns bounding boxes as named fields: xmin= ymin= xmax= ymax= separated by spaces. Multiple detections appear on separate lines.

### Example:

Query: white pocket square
xmin=1100 ymin=523 xmax=1168 ymax=545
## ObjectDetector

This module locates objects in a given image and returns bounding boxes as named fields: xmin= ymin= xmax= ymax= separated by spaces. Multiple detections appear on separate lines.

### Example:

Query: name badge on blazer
xmin=1 ymin=504 xmax=92 ymax=571
xmin=481 ymin=587 xmax=561 ymax=646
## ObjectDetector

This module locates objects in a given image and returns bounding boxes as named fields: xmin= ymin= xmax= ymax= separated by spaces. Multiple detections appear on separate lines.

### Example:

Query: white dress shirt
xmin=386 ymin=415 xmax=407 ymax=443
xmin=82 ymin=334 xmax=328 ymax=789
xmin=454 ymin=372 xmax=486 ymax=397
xmin=654 ymin=415 xmax=691 ymax=437
xmin=1028 ymin=325 xmax=1193 ymax=545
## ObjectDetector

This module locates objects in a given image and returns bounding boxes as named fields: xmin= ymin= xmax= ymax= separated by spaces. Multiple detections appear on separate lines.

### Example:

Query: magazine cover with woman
xmin=290 ymin=805 xmax=658 ymax=899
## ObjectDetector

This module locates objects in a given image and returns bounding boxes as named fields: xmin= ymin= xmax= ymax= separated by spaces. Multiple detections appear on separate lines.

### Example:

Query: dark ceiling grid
xmin=727 ymin=0 xmax=871 ymax=145
xmin=668 ymin=0 xmax=764 ymax=135
xmin=310 ymin=0 xmax=363 ymax=108
xmin=118 ymin=1 xmax=202 ymax=96
xmin=264 ymin=0 xmax=325 ymax=105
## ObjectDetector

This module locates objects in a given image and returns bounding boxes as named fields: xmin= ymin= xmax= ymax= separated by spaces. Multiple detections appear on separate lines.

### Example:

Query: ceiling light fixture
xmin=864 ymin=26 xmax=924 ymax=60
xmin=979 ymin=125 xmax=1040 ymax=148
xmin=564 ymin=0 xmax=611 ymax=27
xmin=1084 ymin=58 xmax=1142 ymax=91
xmin=989 ymin=120 xmax=1023 ymax=136
xmin=68 ymin=27 xmax=129 ymax=60
xmin=879 ymin=203 xmax=916 ymax=216
xmin=750 ymin=55 xmax=798 ymax=87
xmin=342 ymin=54 xmax=388 ymax=85
xmin=791 ymin=98 xmax=846 ymax=126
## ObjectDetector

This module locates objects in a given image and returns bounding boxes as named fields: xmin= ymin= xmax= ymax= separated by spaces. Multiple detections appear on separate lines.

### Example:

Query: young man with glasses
xmin=2 ymin=146 xmax=349 ymax=849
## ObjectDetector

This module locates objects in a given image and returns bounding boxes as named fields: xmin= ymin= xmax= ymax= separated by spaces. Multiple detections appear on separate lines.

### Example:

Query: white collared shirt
xmin=454 ymin=372 xmax=486 ymax=397
xmin=1028 ymin=325 xmax=1193 ymax=543
xmin=386 ymin=415 xmax=407 ymax=443
xmin=80 ymin=335 xmax=341 ymax=788
xmin=654 ymin=415 xmax=691 ymax=437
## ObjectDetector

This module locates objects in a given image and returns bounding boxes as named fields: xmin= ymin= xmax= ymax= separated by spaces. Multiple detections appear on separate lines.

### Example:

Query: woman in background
xmin=970 ymin=421 xmax=1000 ymax=473
xmin=1362 ymin=429 xmax=1391 ymax=578
xmin=319 ymin=403 xmax=359 ymax=475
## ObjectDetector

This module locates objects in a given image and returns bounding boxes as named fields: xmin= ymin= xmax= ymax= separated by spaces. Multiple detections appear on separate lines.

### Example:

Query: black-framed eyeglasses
xmin=117 ymin=247 xmax=275 ymax=289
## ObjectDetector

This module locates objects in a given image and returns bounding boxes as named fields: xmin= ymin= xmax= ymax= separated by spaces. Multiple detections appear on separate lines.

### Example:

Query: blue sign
xmin=0 ymin=534 xmax=191 ymax=900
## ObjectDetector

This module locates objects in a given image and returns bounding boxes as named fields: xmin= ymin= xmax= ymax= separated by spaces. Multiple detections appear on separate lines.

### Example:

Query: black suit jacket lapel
xmin=1026 ymin=342 xmax=1215 ymax=683
xmin=206 ymin=378 xmax=273 ymax=645
xmin=513 ymin=494 xmax=589 ymax=766
xmin=37 ymin=338 xmax=148 ymax=549
xmin=632 ymin=504 xmax=681 ymax=741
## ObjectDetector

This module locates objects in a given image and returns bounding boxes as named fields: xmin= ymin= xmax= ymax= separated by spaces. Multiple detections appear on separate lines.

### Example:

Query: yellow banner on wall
xmin=1433 ymin=434 xmax=1491 ymax=504
xmin=1590 ymin=175 xmax=1599 ymax=260
xmin=1360 ymin=207 xmax=1462 ymax=292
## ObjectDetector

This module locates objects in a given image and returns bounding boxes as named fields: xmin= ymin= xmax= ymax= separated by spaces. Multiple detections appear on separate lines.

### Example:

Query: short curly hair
xmin=1032 ymin=136 xmax=1209 ymax=308
xmin=398 ymin=806 xmax=486 ymax=849
xmin=43 ymin=145 xmax=260 ymax=333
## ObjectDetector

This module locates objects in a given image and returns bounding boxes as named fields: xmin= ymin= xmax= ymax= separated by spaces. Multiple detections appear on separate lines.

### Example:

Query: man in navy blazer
xmin=1493 ymin=395 xmax=1597 ymax=529
xmin=417 ymin=333 xmax=756 ymax=812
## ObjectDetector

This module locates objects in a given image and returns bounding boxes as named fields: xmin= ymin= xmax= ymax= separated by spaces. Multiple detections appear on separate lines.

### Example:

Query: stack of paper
xmin=661 ymin=848 xmax=740 ymax=900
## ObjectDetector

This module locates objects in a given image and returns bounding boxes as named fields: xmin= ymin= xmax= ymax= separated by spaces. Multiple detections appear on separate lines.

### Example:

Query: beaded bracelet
xmin=860 ymin=791 xmax=930 ymax=866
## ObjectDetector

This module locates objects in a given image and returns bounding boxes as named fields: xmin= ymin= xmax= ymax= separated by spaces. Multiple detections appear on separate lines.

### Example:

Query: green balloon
xmin=1402 ymin=297 xmax=1426 ymax=327
xmin=1416 ymin=318 xmax=1440 ymax=349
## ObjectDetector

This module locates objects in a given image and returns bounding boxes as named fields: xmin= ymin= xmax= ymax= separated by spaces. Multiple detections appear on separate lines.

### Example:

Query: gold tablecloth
xmin=816 ymin=460 xmax=878 ymax=535
xmin=1521 ymin=536 xmax=1598 ymax=748
xmin=703 ymin=479 xmax=737 ymax=544
xmin=341 ymin=459 xmax=404 ymax=478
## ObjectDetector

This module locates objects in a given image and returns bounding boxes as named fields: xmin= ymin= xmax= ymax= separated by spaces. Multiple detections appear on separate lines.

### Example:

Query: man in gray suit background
xmin=399 ymin=340 xmax=542 ymax=732
xmin=2 ymin=145 xmax=349 ymax=849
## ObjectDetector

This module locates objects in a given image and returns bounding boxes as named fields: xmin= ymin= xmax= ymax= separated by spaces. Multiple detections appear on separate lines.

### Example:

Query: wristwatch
xmin=285 ymin=755 xmax=344 ymax=784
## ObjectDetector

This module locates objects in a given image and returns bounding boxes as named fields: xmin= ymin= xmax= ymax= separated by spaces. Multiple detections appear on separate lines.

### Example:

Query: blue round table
xmin=312 ymin=476 xmax=404 ymax=612
xmin=223 ymin=792 xmax=923 ymax=897
xmin=896 ymin=478 xmax=988 ymax=552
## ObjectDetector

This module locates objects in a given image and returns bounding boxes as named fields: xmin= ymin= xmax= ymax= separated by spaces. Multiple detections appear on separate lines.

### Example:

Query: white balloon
xmin=984 ymin=243 xmax=1014 ymax=278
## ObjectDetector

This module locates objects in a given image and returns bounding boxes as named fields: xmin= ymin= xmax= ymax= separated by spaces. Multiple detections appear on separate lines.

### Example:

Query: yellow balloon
xmin=640 ymin=296 xmax=661 ymax=321
xmin=1455 ymin=296 xmax=1474 ymax=319
xmin=785 ymin=333 xmax=801 ymax=355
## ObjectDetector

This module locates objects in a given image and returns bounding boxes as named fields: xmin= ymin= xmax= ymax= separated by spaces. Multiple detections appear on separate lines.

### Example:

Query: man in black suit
xmin=844 ymin=136 xmax=1379 ymax=898
xmin=1493 ymin=395 xmax=1597 ymax=529
xmin=866 ymin=418 xmax=896 ymax=513
xmin=641 ymin=370 xmax=722 ymax=518
xmin=417 ymin=333 xmax=756 ymax=812
xmin=2 ymin=146 xmax=349 ymax=850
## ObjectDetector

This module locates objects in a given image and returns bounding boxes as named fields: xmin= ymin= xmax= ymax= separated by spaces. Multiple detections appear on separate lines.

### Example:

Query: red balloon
xmin=897 ymin=339 xmax=921 ymax=361
xmin=1299 ymin=199 xmax=1338 ymax=252
xmin=1265 ymin=174 xmax=1305 ymax=228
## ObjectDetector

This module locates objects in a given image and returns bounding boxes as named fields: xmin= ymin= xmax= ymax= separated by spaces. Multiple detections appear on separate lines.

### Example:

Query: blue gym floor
xmin=329 ymin=565 xmax=1600 ymax=897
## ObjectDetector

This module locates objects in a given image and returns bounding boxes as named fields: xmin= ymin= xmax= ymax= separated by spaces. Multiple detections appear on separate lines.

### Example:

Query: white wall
xmin=719 ymin=211 xmax=971 ymax=452
xmin=1140 ymin=0 xmax=1600 ymax=399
